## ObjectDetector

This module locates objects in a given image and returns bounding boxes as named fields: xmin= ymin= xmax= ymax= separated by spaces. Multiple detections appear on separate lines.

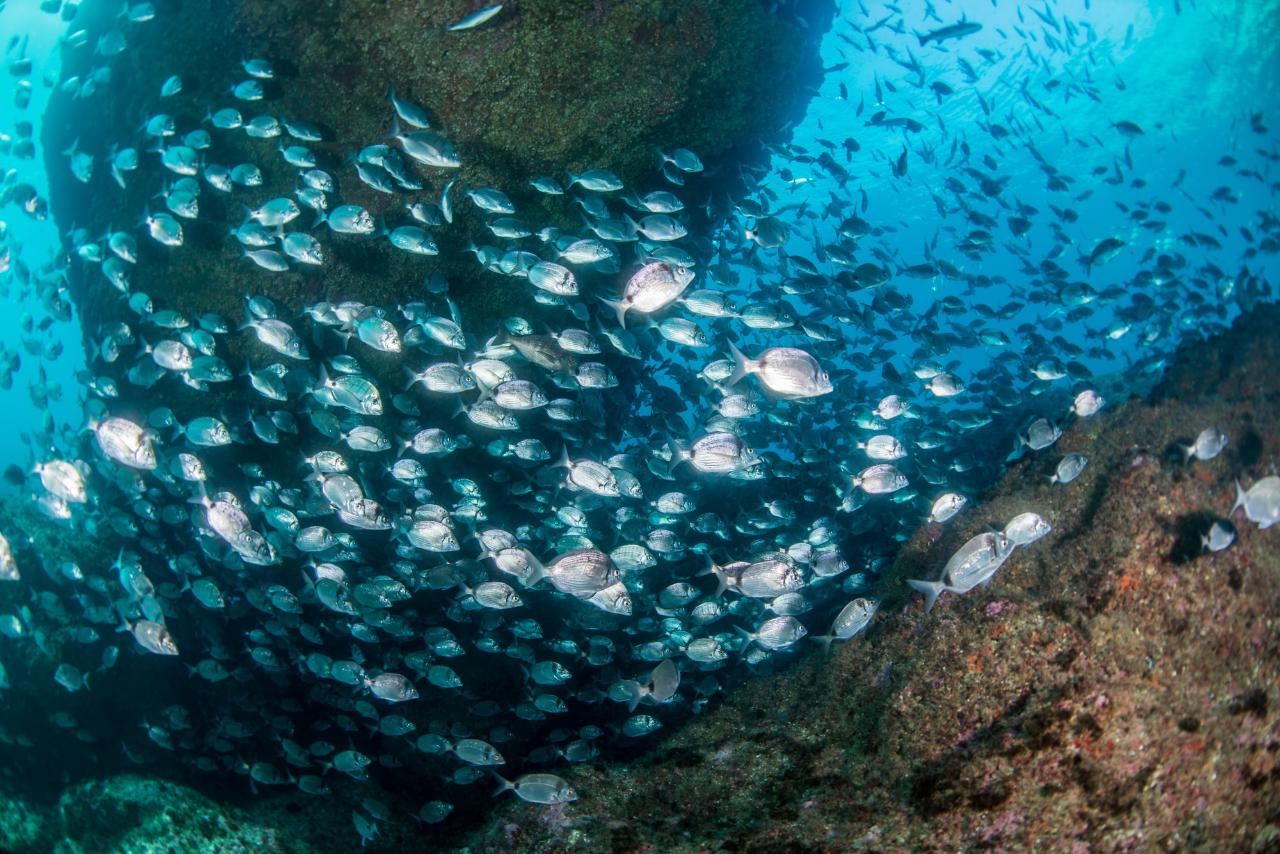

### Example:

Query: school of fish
xmin=0 ymin=0 xmax=1277 ymax=843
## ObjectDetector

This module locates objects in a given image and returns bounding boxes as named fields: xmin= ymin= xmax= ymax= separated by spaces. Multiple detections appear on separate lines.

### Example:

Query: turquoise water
xmin=0 ymin=0 xmax=1276 ymax=846
xmin=0 ymin=1 xmax=81 ymax=470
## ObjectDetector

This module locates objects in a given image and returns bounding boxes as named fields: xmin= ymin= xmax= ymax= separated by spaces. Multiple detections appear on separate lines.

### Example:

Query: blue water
xmin=0 ymin=0 xmax=1276 ymax=845
xmin=0 ymin=1 xmax=81 ymax=472
xmin=752 ymin=0 xmax=1276 ymax=390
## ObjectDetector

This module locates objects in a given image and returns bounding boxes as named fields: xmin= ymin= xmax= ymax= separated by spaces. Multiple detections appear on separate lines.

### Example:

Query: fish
xmin=852 ymin=464 xmax=908 ymax=495
xmin=744 ymin=216 xmax=790 ymax=249
xmin=0 ymin=3 xmax=1273 ymax=842
xmin=736 ymin=615 xmax=808 ymax=651
xmin=34 ymin=459 xmax=87 ymax=503
xmin=928 ymin=493 xmax=966 ymax=524
xmin=1071 ymin=390 xmax=1105 ymax=418
xmin=1201 ymin=520 xmax=1235 ymax=553
xmin=386 ymin=84 xmax=431 ymax=128
xmin=917 ymin=20 xmax=983 ymax=46
xmin=727 ymin=343 xmax=832 ymax=399
xmin=566 ymin=169 xmax=624 ymax=192
xmin=603 ymin=261 xmax=695 ymax=328
xmin=1232 ymin=477 xmax=1280 ymax=529
xmin=128 ymin=619 xmax=179 ymax=656
xmin=907 ymin=530 xmax=1018 ymax=612
xmin=669 ymin=432 xmax=758 ymax=475
xmin=0 ymin=533 xmax=18 ymax=582
xmin=493 ymin=773 xmax=577 ymax=805
xmin=390 ymin=120 xmax=461 ymax=169
xmin=445 ymin=4 xmax=504 ymax=32
xmin=93 ymin=417 xmax=157 ymax=470
xmin=1023 ymin=417 xmax=1062 ymax=451
xmin=1003 ymin=513 xmax=1052 ymax=547
xmin=1186 ymin=426 xmax=1228 ymax=462
xmin=1050 ymin=453 xmax=1088 ymax=485
xmin=1086 ymin=236 xmax=1125 ymax=271
xmin=810 ymin=597 xmax=878 ymax=650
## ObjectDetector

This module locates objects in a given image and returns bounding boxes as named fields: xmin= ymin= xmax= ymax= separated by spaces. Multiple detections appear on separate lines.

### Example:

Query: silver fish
xmin=445 ymin=3 xmax=504 ymax=31
xmin=605 ymin=261 xmax=695 ymax=328
xmin=728 ymin=343 xmax=831 ymax=399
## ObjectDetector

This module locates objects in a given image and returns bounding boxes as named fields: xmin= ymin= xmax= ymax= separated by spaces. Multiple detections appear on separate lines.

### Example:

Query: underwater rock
xmin=0 ymin=774 xmax=340 ymax=853
xmin=8 ymin=308 xmax=1276 ymax=853
xmin=448 ymin=303 xmax=1280 ymax=851
xmin=40 ymin=0 xmax=832 ymax=342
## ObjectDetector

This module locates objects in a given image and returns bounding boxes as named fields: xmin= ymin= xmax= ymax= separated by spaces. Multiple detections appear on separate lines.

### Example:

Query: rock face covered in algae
xmin=0 ymin=774 xmax=344 ymax=854
xmin=41 ymin=0 xmax=831 ymax=345
xmin=446 ymin=303 xmax=1280 ymax=852
xmin=3 ymin=305 xmax=1277 ymax=852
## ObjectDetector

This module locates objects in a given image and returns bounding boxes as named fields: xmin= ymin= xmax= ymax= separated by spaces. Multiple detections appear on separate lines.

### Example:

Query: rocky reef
xmin=3 ymin=295 xmax=1277 ymax=851
xmin=41 ymin=0 xmax=832 ymax=343
xmin=0 ymin=774 xmax=348 ymax=853
xmin=446 ymin=303 xmax=1280 ymax=852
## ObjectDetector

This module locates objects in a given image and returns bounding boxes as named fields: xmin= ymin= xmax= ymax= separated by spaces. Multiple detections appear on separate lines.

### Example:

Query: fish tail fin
xmin=665 ymin=437 xmax=687 ymax=476
xmin=810 ymin=634 xmax=835 ymax=654
xmin=523 ymin=552 xmax=547 ymax=589
xmin=387 ymin=115 xmax=402 ymax=141
xmin=1232 ymin=479 xmax=1247 ymax=516
xmin=727 ymin=341 xmax=753 ymax=387
xmin=731 ymin=625 xmax=753 ymax=655
xmin=702 ymin=558 xmax=730 ymax=597
xmin=185 ymin=481 xmax=210 ymax=507
xmin=906 ymin=578 xmax=944 ymax=613
xmin=619 ymin=679 xmax=644 ymax=713
xmin=554 ymin=445 xmax=571 ymax=470
xmin=491 ymin=772 xmax=514 ymax=798
xmin=600 ymin=297 xmax=627 ymax=329
xmin=113 ymin=604 xmax=132 ymax=635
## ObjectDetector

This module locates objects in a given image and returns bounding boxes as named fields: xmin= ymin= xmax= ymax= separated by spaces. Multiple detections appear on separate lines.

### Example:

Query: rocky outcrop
xmin=4 ymin=296 xmax=1276 ymax=851
xmin=41 ymin=0 xmax=832 ymax=341
xmin=452 ymin=304 xmax=1280 ymax=851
